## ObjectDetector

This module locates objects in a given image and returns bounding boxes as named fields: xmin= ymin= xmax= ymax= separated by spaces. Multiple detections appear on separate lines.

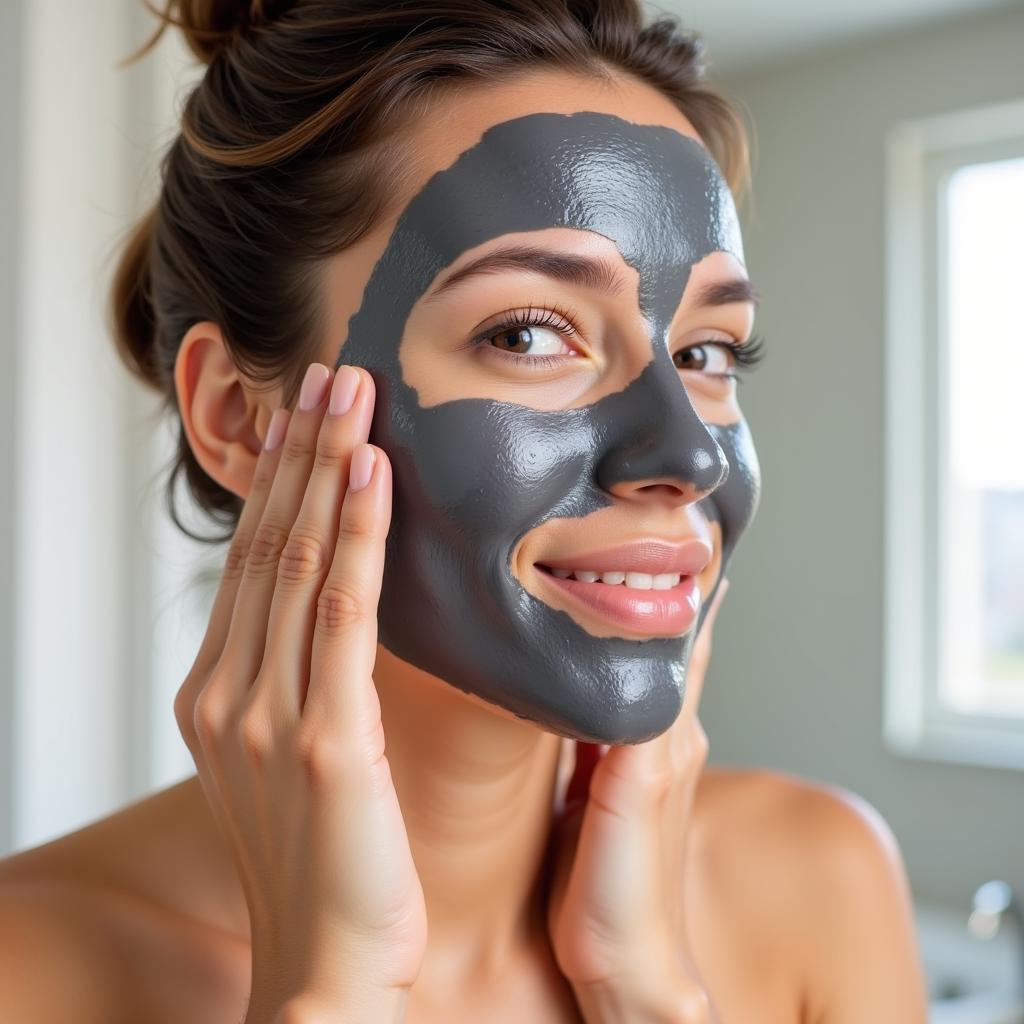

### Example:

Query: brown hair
xmin=110 ymin=0 xmax=752 ymax=545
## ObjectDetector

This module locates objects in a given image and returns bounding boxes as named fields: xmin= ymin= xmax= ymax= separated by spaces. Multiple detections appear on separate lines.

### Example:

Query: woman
xmin=0 ymin=1 xmax=928 ymax=1021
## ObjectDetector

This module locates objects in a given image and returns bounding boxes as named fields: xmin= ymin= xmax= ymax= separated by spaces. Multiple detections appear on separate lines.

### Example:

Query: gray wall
xmin=703 ymin=5 xmax=1024 ymax=909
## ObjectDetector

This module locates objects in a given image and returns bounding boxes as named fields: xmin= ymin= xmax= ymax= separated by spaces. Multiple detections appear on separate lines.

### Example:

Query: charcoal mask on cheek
xmin=335 ymin=111 xmax=761 ymax=744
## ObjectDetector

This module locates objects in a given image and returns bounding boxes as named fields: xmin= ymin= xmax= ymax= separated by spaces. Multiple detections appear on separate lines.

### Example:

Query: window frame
xmin=883 ymin=96 xmax=1024 ymax=772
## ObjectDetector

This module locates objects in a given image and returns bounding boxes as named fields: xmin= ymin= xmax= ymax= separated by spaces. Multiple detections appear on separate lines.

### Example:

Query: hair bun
xmin=136 ymin=0 xmax=294 ymax=66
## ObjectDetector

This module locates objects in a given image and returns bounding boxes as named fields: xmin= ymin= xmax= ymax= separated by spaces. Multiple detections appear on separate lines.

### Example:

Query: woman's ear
xmin=174 ymin=321 xmax=281 ymax=501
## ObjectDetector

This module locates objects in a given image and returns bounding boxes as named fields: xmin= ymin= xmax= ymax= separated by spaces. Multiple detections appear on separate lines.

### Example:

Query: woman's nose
xmin=593 ymin=363 xmax=729 ymax=507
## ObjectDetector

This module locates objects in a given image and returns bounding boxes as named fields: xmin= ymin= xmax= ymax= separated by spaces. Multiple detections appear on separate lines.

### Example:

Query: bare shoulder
xmin=696 ymin=762 xmax=903 ymax=846
xmin=693 ymin=763 xmax=917 ymax=925
xmin=693 ymin=765 xmax=928 ymax=1023
xmin=0 ymin=779 xmax=251 ymax=1024
xmin=0 ymin=875 xmax=128 ymax=1024
xmin=0 ymin=777 xmax=223 ymax=914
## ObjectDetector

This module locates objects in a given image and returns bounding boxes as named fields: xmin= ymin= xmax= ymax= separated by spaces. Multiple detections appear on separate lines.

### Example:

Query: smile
xmin=540 ymin=566 xmax=683 ymax=590
xmin=534 ymin=563 xmax=702 ymax=637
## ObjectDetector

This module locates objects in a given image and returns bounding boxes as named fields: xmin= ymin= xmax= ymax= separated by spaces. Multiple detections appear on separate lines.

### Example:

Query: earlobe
xmin=174 ymin=321 xmax=278 ymax=501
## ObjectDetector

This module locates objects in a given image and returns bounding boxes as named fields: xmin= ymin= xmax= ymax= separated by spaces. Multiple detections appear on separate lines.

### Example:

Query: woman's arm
xmin=792 ymin=783 xmax=930 ymax=1024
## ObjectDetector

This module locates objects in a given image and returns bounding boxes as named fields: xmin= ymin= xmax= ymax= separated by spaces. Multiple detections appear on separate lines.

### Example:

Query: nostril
xmin=640 ymin=481 xmax=689 ymax=496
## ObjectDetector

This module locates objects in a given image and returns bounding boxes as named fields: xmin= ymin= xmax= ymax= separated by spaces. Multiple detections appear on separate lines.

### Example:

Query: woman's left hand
xmin=544 ymin=578 xmax=730 ymax=1024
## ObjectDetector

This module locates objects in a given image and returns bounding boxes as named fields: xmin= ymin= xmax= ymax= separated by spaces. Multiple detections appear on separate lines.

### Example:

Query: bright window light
xmin=940 ymin=157 xmax=1024 ymax=717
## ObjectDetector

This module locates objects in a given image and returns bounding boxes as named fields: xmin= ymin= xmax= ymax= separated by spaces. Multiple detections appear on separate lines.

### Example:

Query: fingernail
xmin=263 ymin=408 xmax=288 ymax=451
xmin=299 ymin=363 xmax=330 ymax=411
xmin=329 ymin=366 xmax=360 ymax=416
xmin=349 ymin=444 xmax=376 ymax=491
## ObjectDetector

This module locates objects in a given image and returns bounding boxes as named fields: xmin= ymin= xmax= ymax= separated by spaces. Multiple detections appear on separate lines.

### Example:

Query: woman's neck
xmin=372 ymin=643 xmax=570 ymax=987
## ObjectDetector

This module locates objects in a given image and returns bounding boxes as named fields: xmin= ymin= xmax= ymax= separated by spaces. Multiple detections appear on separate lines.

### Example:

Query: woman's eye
xmin=673 ymin=341 xmax=734 ymax=375
xmin=485 ymin=324 xmax=575 ymax=358
xmin=469 ymin=305 xmax=584 ymax=372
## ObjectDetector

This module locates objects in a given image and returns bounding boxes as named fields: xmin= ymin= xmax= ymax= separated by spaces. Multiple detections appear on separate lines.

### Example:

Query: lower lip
xmin=536 ymin=568 xmax=701 ymax=637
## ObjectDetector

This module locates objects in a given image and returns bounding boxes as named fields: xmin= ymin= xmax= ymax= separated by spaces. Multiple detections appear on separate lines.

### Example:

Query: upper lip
xmin=536 ymin=538 xmax=713 ymax=577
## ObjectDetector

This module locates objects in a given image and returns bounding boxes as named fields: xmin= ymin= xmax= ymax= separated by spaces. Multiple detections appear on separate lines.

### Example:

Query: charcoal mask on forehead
xmin=335 ymin=111 xmax=761 ymax=744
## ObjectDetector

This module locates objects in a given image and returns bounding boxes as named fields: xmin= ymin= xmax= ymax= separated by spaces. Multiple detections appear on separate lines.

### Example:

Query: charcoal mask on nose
xmin=335 ymin=111 xmax=761 ymax=744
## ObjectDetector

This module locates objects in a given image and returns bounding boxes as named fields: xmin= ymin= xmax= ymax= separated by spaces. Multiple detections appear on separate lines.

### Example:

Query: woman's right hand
xmin=172 ymin=362 xmax=426 ymax=1022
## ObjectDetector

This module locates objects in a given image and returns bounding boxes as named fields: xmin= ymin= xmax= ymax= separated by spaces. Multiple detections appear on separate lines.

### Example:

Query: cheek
xmin=716 ymin=417 xmax=762 ymax=540
xmin=392 ymin=401 xmax=584 ymax=525
xmin=680 ymin=375 xmax=745 ymax=427
xmin=733 ymin=419 xmax=761 ymax=495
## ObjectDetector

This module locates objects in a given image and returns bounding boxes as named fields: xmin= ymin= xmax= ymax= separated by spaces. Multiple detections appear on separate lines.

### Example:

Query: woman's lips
xmin=540 ymin=538 xmax=712 ymax=577
xmin=535 ymin=565 xmax=701 ymax=638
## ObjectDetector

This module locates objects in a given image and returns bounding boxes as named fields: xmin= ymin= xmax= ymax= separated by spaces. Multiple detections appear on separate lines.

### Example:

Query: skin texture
xmin=0 ymin=67 xmax=929 ymax=1024
xmin=335 ymin=109 xmax=761 ymax=745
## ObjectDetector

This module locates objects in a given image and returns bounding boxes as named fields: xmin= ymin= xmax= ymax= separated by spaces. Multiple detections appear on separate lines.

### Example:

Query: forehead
xmin=394 ymin=108 xmax=740 ymax=254
xmin=378 ymin=69 xmax=742 ymax=275
xmin=400 ymin=69 xmax=706 ymax=186
xmin=349 ymin=109 xmax=741 ymax=348
xmin=371 ymin=69 xmax=725 ymax=248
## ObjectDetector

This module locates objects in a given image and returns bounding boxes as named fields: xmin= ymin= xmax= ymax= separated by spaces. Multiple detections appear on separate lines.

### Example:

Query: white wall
xmin=0 ymin=0 xmax=25 ymax=855
xmin=704 ymin=4 xmax=1024 ymax=908
xmin=5 ymin=0 xmax=205 ymax=854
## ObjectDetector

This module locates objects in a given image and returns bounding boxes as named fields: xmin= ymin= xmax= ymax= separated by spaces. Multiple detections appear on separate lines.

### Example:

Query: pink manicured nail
xmin=349 ymin=445 xmax=376 ymax=491
xmin=264 ymin=408 xmax=288 ymax=451
xmin=299 ymin=363 xmax=330 ymax=411
xmin=329 ymin=366 xmax=360 ymax=416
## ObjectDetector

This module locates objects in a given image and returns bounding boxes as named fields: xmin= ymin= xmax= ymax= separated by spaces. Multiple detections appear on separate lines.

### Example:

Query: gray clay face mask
xmin=335 ymin=111 xmax=761 ymax=744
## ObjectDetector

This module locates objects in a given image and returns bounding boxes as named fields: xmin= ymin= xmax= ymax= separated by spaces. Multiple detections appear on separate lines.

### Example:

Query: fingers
xmin=216 ymin=364 xmax=336 ymax=709
xmin=679 ymin=576 xmax=729 ymax=721
xmin=304 ymin=441 xmax=392 ymax=743
xmin=195 ymin=406 xmax=292 ymax=672
xmin=667 ymin=575 xmax=728 ymax=777
xmin=251 ymin=366 xmax=375 ymax=721
xmin=175 ymin=406 xmax=292 ymax=756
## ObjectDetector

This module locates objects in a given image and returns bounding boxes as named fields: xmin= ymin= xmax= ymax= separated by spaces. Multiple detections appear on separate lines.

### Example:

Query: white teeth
xmin=546 ymin=567 xmax=683 ymax=590
xmin=625 ymin=572 xmax=655 ymax=589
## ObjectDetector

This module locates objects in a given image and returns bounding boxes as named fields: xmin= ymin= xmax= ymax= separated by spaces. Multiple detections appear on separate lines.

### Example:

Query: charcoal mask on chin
xmin=334 ymin=111 xmax=761 ymax=745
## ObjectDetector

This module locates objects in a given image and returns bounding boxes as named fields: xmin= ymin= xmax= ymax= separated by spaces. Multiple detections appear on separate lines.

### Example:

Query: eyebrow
xmin=422 ymin=243 xmax=760 ymax=309
xmin=691 ymin=277 xmax=761 ymax=310
xmin=423 ymin=245 xmax=628 ymax=302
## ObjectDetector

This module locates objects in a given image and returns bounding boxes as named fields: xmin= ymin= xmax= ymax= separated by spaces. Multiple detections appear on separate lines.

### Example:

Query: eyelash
xmin=471 ymin=303 xmax=767 ymax=381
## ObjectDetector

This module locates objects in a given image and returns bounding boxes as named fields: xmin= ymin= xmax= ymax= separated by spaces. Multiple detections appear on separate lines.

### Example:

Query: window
xmin=884 ymin=98 xmax=1024 ymax=771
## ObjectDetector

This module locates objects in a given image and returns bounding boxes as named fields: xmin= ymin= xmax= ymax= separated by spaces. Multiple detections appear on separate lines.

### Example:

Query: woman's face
xmin=320 ymin=71 xmax=761 ymax=744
